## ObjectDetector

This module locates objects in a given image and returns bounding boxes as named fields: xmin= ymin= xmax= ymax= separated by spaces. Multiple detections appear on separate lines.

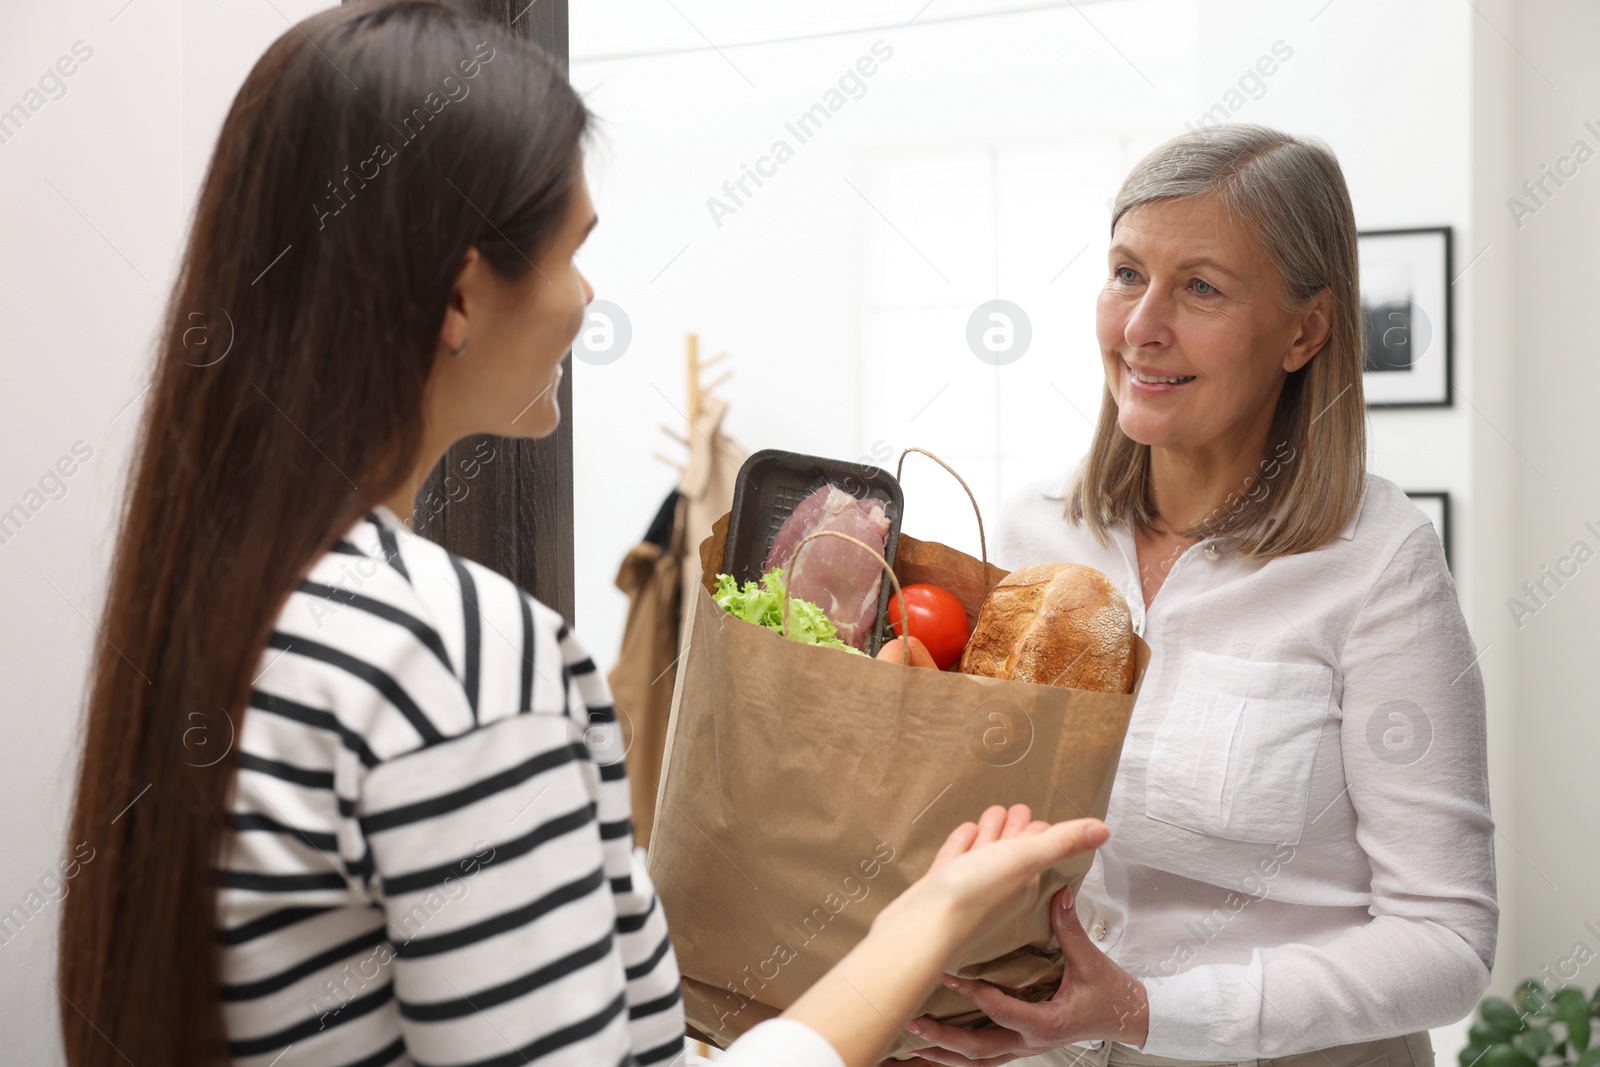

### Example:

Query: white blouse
xmin=994 ymin=467 xmax=1497 ymax=1059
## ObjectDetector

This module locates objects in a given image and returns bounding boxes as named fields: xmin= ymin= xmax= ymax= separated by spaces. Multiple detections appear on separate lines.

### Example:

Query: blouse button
xmin=1091 ymin=919 xmax=1107 ymax=941
xmin=1203 ymin=541 xmax=1219 ymax=560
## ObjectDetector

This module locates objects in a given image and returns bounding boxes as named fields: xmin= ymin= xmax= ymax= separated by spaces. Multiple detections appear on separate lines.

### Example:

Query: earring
xmin=451 ymin=333 xmax=469 ymax=358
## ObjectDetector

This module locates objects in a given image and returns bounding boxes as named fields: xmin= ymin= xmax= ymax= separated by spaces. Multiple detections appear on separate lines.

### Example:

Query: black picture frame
xmin=1405 ymin=490 xmax=1452 ymax=571
xmin=1358 ymin=226 xmax=1453 ymax=409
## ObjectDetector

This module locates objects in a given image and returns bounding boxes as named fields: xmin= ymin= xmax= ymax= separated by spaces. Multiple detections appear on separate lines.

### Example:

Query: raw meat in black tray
xmin=762 ymin=483 xmax=891 ymax=651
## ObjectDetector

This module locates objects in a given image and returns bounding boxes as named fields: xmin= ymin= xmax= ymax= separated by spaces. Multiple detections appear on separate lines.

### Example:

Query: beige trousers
xmin=1012 ymin=1030 xmax=1435 ymax=1067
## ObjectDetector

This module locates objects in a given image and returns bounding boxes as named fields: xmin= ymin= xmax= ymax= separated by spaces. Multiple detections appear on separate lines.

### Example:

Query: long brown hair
xmin=1069 ymin=123 xmax=1367 ymax=559
xmin=58 ymin=3 xmax=589 ymax=1062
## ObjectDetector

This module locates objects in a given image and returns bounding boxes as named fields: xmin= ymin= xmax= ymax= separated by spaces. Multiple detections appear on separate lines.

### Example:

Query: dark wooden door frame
xmin=344 ymin=0 xmax=577 ymax=623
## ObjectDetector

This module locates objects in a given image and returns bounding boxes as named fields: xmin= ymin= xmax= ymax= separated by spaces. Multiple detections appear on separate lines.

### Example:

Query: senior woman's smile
xmin=1097 ymin=192 xmax=1330 ymax=457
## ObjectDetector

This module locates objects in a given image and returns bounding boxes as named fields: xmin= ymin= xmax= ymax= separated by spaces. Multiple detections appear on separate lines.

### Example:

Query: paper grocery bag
xmin=647 ymin=512 xmax=1149 ymax=1057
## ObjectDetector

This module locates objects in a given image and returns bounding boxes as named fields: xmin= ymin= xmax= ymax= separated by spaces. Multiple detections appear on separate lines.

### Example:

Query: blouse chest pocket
xmin=1143 ymin=650 xmax=1334 ymax=846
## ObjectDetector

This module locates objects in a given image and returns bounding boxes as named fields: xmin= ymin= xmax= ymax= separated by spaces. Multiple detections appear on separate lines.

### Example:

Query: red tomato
xmin=885 ymin=583 xmax=970 ymax=671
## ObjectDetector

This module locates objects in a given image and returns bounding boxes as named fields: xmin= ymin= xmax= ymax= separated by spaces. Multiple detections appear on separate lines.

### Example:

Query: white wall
xmin=1501 ymin=0 xmax=1600 ymax=1010
xmin=568 ymin=0 xmax=1487 ymax=651
xmin=568 ymin=0 xmax=1197 ymax=655
xmin=1463 ymin=0 xmax=1525 ymax=1042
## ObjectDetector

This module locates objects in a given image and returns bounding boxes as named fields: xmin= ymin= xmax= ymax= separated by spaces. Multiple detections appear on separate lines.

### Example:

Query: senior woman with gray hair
xmin=907 ymin=124 xmax=1496 ymax=1067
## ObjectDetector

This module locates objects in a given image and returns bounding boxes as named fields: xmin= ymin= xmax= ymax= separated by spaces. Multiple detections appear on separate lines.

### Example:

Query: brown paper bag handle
xmin=780 ymin=529 xmax=913 ymax=666
xmin=895 ymin=446 xmax=988 ymax=567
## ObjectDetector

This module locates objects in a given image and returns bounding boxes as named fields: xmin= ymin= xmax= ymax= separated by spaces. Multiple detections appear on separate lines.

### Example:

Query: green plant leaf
xmin=1555 ymin=989 xmax=1590 ymax=1015
xmin=1460 ymin=1044 xmax=1491 ymax=1067
xmin=1573 ymin=1047 xmax=1600 ymax=1067
xmin=1561 ymin=1005 xmax=1591 ymax=1055
xmin=1516 ymin=980 xmax=1557 ymax=1018
xmin=1473 ymin=1023 xmax=1515 ymax=1047
xmin=1517 ymin=1026 xmax=1556 ymax=1059
xmin=1483 ymin=1042 xmax=1538 ymax=1067
xmin=1483 ymin=998 xmax=1531 ymax=1035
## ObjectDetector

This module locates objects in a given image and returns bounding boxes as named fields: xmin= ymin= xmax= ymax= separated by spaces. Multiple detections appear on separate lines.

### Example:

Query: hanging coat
xmin=608 ymin=490 xmax=683 ymax=851
xmin=675 ymin=393 xmax=748 ymax=641
xmin=607 ymin=393 xmax=746 ymax=849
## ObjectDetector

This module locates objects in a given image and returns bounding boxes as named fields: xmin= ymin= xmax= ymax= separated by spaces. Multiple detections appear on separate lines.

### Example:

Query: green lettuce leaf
xmin=711 ymin=568 xmax=867 ymax=656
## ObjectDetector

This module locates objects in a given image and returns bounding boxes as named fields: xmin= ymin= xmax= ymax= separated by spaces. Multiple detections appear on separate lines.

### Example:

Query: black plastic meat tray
xmin=721 ymin=448 xmax=904 ymax=656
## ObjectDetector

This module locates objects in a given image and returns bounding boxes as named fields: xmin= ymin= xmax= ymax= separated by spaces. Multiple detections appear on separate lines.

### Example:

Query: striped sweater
xmin=216 ymin=503 xmax=686 ymax=1067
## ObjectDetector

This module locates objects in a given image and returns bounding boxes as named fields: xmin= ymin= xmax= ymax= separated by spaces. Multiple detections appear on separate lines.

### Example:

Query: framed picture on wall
xmin=1406 ymin=490 xmax=1452 ymax=571
xmin=1359 ymin=226 xmax=1453 ymax=408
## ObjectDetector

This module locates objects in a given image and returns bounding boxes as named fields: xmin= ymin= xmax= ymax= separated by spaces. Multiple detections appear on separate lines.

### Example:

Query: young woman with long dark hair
xmin=55 ymin=3 xmax=1110 ymax=1065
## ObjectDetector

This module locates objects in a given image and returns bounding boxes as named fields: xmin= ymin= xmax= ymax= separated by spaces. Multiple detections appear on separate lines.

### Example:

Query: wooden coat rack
xmin=654 ymin=333 xmax=732 ymax=474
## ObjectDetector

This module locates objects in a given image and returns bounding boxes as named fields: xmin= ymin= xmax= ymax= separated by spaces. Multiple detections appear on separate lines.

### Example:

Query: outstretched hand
xmin=874 ymin=804 xmax=1110 ymax=969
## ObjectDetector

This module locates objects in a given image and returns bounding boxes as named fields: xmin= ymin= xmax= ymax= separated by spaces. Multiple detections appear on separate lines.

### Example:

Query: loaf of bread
xmin=958 ymin=563 xmax=1134 ymax=693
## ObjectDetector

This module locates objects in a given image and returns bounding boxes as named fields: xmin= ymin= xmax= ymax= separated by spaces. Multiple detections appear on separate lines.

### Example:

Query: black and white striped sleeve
xmin=554 ymin=618 xmax=686 ymax=1065
xmin=540 ymin=614 xmax=850 ymax=1067
xmin=351 ymin=563 xmax=685 ymax=1067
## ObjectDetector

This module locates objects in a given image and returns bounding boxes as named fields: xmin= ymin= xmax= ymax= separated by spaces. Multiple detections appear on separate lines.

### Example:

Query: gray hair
xmin=1071 ymin=123 xmax=1367 ymax=559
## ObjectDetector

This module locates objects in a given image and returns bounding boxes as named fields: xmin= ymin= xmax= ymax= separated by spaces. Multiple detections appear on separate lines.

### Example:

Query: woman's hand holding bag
xmin=903 ymin=887 xmax=1151 ymax=1065
xmin=784 ymin=804 xmax=1115 ymax=1067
